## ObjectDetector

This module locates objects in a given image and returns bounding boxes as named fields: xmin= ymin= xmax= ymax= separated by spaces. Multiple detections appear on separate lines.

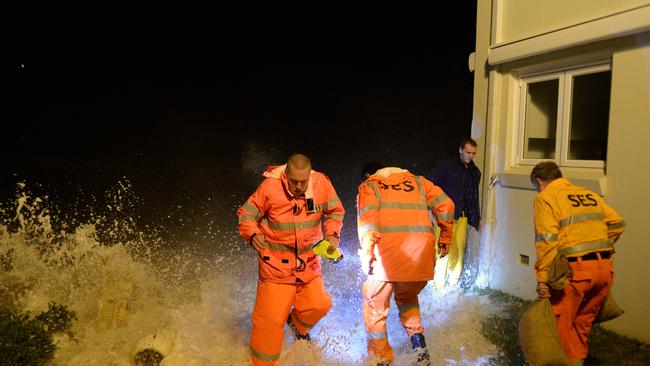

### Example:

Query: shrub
xmin=0 ymin=302 xmax=76 ymax=366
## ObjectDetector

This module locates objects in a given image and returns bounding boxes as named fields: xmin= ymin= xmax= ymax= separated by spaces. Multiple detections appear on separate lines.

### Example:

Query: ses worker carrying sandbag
xmin=520 ymin=162 xmax=626 ymax=366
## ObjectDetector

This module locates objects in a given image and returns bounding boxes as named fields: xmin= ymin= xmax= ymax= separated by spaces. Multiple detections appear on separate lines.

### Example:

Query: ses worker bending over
xmin=237 ymin=153 xmax=344 ymax=366
xmin=530 ymin=161 xmax=625 ymax=366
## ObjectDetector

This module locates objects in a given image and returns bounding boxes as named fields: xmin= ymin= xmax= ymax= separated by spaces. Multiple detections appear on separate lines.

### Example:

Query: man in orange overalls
xmin=237 ymin=153 xmax=345 ymax=366
xmin=357 ymin=162 xmax=455 ymax=366
xmin=531 ymin=162 xmax=625 ymax=365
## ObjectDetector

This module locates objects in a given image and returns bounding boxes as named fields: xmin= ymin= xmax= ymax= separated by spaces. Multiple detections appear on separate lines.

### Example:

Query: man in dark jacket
xmin=431 ymin=137 xmax=481 ymax=229
xmin=431 ymin=137 xmax=482 ymax=289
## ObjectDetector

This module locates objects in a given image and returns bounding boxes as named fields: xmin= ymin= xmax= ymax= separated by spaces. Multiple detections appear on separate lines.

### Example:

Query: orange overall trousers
xmin=362 ymin=279 xmax=427 ymax=363
xmin=550 ymin=254 xmax=613 ymax=360
xmin=249 ymin=276 xmax=332 ymax=365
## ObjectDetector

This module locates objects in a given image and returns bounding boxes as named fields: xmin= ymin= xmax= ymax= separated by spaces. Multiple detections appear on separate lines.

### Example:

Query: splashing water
xmin=1 ymin=182 xmax=504 ymax=365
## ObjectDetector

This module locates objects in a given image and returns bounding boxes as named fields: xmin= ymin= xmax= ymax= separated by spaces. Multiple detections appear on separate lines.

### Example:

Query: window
xmin=516 ymin=63 xmax=611 ymax=169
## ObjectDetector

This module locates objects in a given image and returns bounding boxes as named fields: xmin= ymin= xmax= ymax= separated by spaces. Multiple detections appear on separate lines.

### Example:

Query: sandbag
xmin=594 ymin=293 xmax=625 ymax=324
xmin=547 ymin=255 xmax=572 ymax=290
xmin=518 ymin=298 xmax=570 ymax=366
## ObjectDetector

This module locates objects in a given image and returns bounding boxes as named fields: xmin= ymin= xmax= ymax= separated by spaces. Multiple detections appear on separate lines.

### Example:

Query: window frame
xmin=514 ymin=62 xmax=611 ymax=170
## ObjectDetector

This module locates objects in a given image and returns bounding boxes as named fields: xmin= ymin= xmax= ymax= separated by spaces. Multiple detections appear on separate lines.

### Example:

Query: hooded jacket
xmin=357 ymin=167 xmax=455 ymax=281
xmin=237 ymin=165 xmax=344 ymax=284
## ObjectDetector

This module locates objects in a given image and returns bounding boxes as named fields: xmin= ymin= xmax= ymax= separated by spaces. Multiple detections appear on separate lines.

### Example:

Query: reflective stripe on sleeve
xmin=434 ymin=213 xmax=455 ymax=221
xmin=326 ymin=195 xmax=341 ymax=210
xmin=324 ymin=213 xmax=344 ymax=221
xmin=242 ymin=201 xmax=261 ymax=220
xmin=427 ymin=192 xmax=450 ymax=210
xmin=535 ymin=233 xmax=558 ymax=242
xmin=607 ymin=220 xmax=626 ymax=230
xmin=238 ymin=215 xmax=257 ymax=224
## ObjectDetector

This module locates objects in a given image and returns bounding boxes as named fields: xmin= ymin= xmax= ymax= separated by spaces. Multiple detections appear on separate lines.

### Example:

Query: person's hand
xmin=438 ymin=242 xmax=449 ymax=257
xmin=536 ymin=282 xmax=551 ymax=298
xmin=360 ymin=231 xmax=380 ymax=258
xmin=325 ymin=236 xmax=339 ymax=254
xmin=250 ymin=234 xmax=267 ymax=252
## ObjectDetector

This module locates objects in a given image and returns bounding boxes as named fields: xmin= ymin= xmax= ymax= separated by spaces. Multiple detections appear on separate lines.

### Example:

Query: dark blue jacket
xmin=431 ymin=158 xmax=481 ymax=229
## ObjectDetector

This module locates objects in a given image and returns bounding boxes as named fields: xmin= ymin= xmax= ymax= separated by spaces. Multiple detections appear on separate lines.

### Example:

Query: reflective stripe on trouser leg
xmin=250 ymin=282 xmax=296 ymax=366
xmin=363 ymin=280 xmax=395 ymax=362
xmin=550 ymin=259 xmax=613 ymax=360
xmin=289 ymin=275 xmax=332 ymax=336
xmin=395 ymin=281 xmax=427 ymax=337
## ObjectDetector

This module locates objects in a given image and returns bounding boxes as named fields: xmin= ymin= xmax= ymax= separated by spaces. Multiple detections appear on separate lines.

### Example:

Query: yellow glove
xmin=313 ymin=240 xmax=343 ymax=263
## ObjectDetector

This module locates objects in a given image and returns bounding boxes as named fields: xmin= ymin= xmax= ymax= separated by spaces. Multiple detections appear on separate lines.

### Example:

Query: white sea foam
xmin=0 ymin=183 xmax=503 ymax=365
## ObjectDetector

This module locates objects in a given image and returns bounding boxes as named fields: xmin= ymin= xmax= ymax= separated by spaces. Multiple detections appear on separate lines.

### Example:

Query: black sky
xmin=5 ymin=1 xmax=477 ymax=226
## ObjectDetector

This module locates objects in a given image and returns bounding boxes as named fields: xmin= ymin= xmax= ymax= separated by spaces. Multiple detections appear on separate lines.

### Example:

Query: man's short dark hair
xmin=459 ymin=137 xmax=477 ymax=149
xmin=361 ymin=162 xmax=386 ymax=181
xmin=530 ymin=161 xmax=563 ymax=184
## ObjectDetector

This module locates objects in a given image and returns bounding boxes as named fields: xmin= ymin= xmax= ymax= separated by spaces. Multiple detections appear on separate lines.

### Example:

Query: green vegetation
xmin=477 ymin=288 xmax=650 ymax=366
xmin=477 ymin=288 xmax=530 ymax=365
xmin=0 ymin=302 xmax=76 ymax=366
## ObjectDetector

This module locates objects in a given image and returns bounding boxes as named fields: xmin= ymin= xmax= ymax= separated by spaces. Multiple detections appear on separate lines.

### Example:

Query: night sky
xmin=5 ymin=1 xmax=477 ymax=240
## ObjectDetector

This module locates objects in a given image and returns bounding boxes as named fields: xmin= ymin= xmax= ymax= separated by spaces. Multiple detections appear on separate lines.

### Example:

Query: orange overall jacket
xmin=237 ymin=165 xmax=345 ymax=284
xmin=533 ymin=178 xmax=625 ymax=283
xmin=357 ymin=168 xmax=455 ymax=281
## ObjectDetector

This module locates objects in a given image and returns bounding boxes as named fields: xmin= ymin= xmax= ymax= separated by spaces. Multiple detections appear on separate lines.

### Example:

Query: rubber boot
xmin=287 ymin=315 xmax=311 ymax=342
xmin=410 ymin=333 xmax=431 ymax=366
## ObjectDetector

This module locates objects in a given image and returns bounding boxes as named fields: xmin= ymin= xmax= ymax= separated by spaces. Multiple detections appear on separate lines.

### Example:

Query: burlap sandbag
xmin=594 ymin=293 xmax=625 ymax=324
xmin=518 ymin=298 xmax=571 ymax=366
xmin=547 ymin=255 xmax=572 ymax=290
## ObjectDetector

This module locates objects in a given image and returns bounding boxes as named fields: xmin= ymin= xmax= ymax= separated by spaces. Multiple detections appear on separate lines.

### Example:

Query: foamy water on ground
xmin=0 ymin=183 xmax=503 ymax=365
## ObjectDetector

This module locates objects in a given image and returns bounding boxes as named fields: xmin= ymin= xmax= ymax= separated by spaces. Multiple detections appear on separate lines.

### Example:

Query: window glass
xmin=568 ymin=71 xmax=611 ymax=161
xmin=523 ymin=79 xmax=558 ymax=159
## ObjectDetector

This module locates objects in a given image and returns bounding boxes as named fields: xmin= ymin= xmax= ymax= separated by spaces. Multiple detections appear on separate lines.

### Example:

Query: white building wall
xmin=600 ymin=37 xmax=650 ymax=340
xmin=497 ymin=0 xmax=650 ymax=44
xmin=473 ymin=0 xmax=650 ymax=342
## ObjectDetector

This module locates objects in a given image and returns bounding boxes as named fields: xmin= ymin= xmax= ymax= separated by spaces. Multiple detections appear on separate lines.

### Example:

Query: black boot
xmin=410 ymin=333 xmax=430 ymax=366
xmin=287 ymin=315 xmax=311 ymax=342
